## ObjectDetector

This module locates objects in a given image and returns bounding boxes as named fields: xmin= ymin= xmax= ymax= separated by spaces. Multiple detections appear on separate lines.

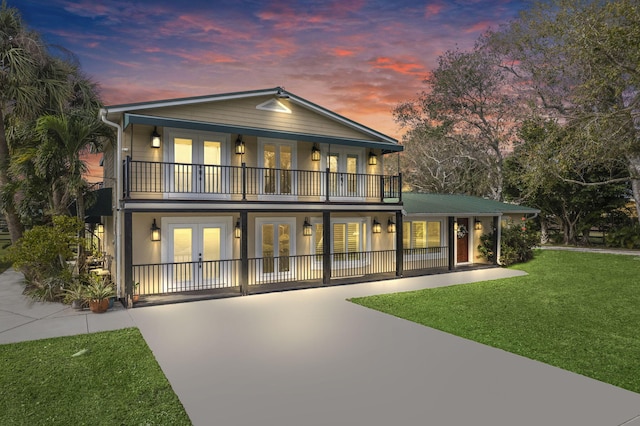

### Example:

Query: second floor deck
xmin=123 ymin=157 xmax=402 ymax=204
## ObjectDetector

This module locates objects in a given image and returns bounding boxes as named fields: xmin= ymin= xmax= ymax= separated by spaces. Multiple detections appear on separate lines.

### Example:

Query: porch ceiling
xmin=123 ymin=113 xmax=403 ymax=153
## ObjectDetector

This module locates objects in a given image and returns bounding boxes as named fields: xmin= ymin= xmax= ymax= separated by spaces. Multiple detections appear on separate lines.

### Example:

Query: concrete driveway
xmin=129 ymin=269 xmax=640 ymax=426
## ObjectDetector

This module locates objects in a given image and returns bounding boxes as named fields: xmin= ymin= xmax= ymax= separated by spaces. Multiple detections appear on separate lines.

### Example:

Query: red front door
xmin=456 ymin=218 xmax=469 ymax=263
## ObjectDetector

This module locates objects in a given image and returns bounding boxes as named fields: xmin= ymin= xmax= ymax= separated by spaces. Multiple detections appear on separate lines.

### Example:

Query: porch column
xmin=322 ymin=210 xmax=331 ymax=285
xmin=493 ymin=216 xmax=501 ymax=265
xmin=124 ymin=210 xmax=133 ymax=307
xmin=395 ymin=210 xmax=403 ymax=277
xmin=240 ymin=211 xmax=249 ymax=295
xmin=448 ymin=216 xmax=455 ymax=271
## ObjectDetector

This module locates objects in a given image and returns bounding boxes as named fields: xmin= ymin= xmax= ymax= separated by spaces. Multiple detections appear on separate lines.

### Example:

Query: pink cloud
xmin=334 ymin=48 xmax=355 ymax=57
xmin=425 ymin=2 xmax=445 ymax=18
xmin=370 ymin=57 xmax=427 ymax=77
xmin=464 ymin=20 xmax=494 ymax=34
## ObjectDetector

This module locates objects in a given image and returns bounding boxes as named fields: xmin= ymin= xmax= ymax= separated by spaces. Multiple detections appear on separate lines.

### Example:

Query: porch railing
xmin=123 ymin=158 xmax=401 ymax=202
xmin=132 ymin=248 xmax=445 ymax=296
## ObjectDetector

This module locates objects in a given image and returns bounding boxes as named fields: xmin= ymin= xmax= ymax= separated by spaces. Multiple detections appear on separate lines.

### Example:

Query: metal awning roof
xmin=402 ymin=192 xmax=540 ymax=216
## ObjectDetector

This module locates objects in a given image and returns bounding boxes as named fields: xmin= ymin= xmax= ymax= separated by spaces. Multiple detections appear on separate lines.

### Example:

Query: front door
xmin=165 ymin=221 xmax=229 ymax=291
xmin=257 ymin=218 xmax=295 ymax=281
xmin=456 ymin=218 xmax=469 ymax=263
xmin=260 ymin=139 xmax=295 ymax=196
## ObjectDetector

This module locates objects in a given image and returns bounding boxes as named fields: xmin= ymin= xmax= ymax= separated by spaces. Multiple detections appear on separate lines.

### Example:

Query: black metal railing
xmin=330 ymin=249 xmax=397 ymax=278
xmin=132 ymin=259 xmax=240 ymax=295
xmin=123 ymin=157 xmax=401 ymax=202
xmin=402 ymin=246 xmax=448 ymax=271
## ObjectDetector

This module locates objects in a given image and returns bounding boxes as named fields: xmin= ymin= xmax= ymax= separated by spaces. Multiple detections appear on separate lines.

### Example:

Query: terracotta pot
xmin=132 ymin=294 xmax=140 ymax=303
xmin=89 ymin=298 xmax=109 ymax=313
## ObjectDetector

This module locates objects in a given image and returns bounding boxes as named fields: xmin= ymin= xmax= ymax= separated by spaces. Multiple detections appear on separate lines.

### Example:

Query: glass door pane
xmin=280 ymin=146 xmax=292 ymax=194
xmin=173 ymin=227 xmax=193 ymax=286
xmin=174 ymin=138 xmax=193 ymax=192
xmin=202 ymin=227 xmax=221 ymax=282
xmin=262 ymin=224 xmax=275 ymax=273
xmin=278 ymin=224 xmax=290 ymax=272
xmin=347 ymin=155 xmax=358 ymax=195
xmin=203 ymin=141 xmax=221 ymax=193
xmin=329 ymin=153 xmax=339 ymax=195
xmin=264 ymin=145 xmax=276 ymax=193
xmin=333 ymin=223 xmax=346 ymax=261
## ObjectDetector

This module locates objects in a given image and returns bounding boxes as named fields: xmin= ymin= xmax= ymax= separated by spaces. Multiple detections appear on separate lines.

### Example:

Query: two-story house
xmin=98 ymin=87 xmax=538 ymax=306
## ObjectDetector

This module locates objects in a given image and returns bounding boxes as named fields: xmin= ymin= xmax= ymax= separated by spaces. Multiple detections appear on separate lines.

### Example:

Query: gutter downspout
xmin=99 ymin=109 xmax=123 ymax=300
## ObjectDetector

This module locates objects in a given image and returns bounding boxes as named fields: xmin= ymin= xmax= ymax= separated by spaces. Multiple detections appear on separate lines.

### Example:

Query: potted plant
xmin=63 ymin=281 xmax=87 ymax=310
xmin=86 ymin=276 xmax=115 ymax=313
xmin=132 ymin=282 xmax=140 ymax=303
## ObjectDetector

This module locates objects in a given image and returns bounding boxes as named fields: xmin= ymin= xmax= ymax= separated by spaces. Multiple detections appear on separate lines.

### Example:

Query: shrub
xmin=7 ymin=216 xmax=82 ymax=302
xmin=479 ymin=220 xmax=539 ymax=267
xmin=605 ymin=224 xmax=640 ymax=249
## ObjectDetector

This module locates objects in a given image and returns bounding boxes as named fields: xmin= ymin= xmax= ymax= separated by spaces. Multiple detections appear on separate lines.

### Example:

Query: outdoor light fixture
xmin=387 ymin=217 xmax=396 ymax=233
xmin=150 ymin=218 xmax=161 ymax=242
xmin=97 ymin=223 xmax=104 ymax=235
xmin=151 ymin=127 xmax=161 ymax=148
xmin=474 ymin=219 xmax=483 ymax=231
xmin=311 ymin=144 xmax=321 ymax=161
xmin=276 ymin=87 xmax=290 ymax=99
xmin=234 ymin=219 xmax=241 ymax=239
xmin=235 ymin=135 xmax=245 ymax=155
xmin=303 ymin=217 xmax=312 ymax=236
xmin=372 ymin=217 xmax=382 ymax=234
xmin=368 ymin=151 xmax=378 ymax=166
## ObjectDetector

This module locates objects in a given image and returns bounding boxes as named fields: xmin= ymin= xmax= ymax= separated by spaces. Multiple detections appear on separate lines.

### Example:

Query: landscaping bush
xmin=7 ymin=216 xmax=82 ymax=302
xmin=479 ymin=220 xmax=539 ymax=266
xmin=605 ymin=224 xmax=640 ymax=249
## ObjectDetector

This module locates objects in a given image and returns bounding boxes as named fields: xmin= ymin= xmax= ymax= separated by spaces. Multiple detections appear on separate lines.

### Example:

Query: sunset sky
xmin=16 ymin=0 xmax=529 ymax=141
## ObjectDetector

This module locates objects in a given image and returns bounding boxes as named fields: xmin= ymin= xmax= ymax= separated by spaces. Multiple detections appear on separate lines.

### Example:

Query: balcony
xmin=123 ymin=158 xmax=401 ymax=203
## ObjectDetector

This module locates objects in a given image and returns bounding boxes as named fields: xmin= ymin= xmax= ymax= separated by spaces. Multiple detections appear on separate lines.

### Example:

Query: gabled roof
xmin=102 ymin=87 xmax=400 ymax=150
xmin=402 ymin=193 xmax=540 ymax=216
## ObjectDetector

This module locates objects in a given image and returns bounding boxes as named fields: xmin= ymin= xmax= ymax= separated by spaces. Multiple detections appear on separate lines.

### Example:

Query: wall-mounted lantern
xmin=311 ymin=144 xmax=321 ymax=162
xmin=303 ymin=217 xmax=312 ymax=236
xmin=372 ymin=217 xmax=382 ymax=234
xmin=151 ymin=127 xmax=161 ymax=148
xmin=387 ymin=217 xmax=396 ymax=233
xmin=151 ymin=218 xmax=161 ymax=241
xmin=234 ymin=219 xmax=241 ymax=239
xmin=235 ymin=135 xmax=245 ymax=155
xmin=474 ymin=219 xmax=483 ymax=231
xmin=368 ymin=151 xmax=377 ymax=166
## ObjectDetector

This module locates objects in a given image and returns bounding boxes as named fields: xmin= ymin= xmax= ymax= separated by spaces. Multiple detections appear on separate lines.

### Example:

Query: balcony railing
xmin=131 ymin=248 xmax=447 ymax=296
xmin=123 ymin=158 xmax=401 ymax=202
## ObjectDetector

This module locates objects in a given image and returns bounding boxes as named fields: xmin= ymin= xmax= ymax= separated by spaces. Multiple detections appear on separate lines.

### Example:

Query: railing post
xmin=395 ymin=210 xmax=403 ymax=277
xmin=240 ymin=211 xmax=249 ymax=294
xmin=124 ymin=210 xmax=133 ymax=307
xmin=493 ymin=216 xmax=500 ymax=265
xmin=398 ymin=173 xmax=402 ymax=202
xmin=380 ymin=175 xmax=385 ymax=202
xmin=448 ymin=216 xmax=455 ymax=271
xmin=325 ymin=168 xmax=330 ymax=202
xmin=322 ymin=210 xmax=331 ymax=284
xmin=123 ymin=156 xmax=131 ymax=199
xmin=241 ymin=163 xmax=247 ymax=201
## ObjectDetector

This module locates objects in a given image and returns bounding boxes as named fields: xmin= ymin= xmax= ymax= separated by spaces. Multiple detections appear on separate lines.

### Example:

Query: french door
xmin=163 ymin=219 xmax=231 ymax=291
xmin=328 ymin=150 xmax=362 ymax=198
xmin=256 ymin=218 xmax=296 ymax=281
xmin=260 ymin=139 xmax=295 ymax=196
xmin=168 ymin=130 xmax=229 ymax=197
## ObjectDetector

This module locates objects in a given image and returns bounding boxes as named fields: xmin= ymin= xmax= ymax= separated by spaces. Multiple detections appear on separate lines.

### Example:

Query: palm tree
xmin=0 ymin=2 xmax=95 ymax=243
xmin=33 ymin=111 xmax=114 ymax=271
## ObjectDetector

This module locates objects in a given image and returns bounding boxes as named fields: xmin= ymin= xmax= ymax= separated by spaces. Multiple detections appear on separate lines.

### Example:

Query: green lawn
xmin=0 ymin=328 xmax=191 ymax=425
xmin=350 ymin=250 xmax=640 ymax=394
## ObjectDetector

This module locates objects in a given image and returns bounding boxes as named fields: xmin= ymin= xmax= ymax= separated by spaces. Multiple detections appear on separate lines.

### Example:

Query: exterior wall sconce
xmin=234 ymin=219 xmax=241 ymax=239
xmin=474 ymin=219 xmax=483 ymax=231
xmin=372 ymin=217 xmax=382 ymax=234
xmin=97 ymin=223 xmax=104 ymax=235
xmin=151 ymin=127 xmax=161 ymax=148
xmin=368 ymin=151 xmax=377 ymax=166
xmin=311 ymin=144 xmax=321 ymax=161
xmin=151 ymin=218 xmax=161 ymax=241
xmin=303 ymin=217 xmax=312 ymax=236
xmin=387 ymin=217 xmax=396 ymax=233
xmin=235 ymin=135 xmax=245 ymax=155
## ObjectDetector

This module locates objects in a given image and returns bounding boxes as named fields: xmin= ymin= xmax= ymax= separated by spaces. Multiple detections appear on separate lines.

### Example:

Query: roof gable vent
xmin=256 ymin=99 xmax=291 ymax=114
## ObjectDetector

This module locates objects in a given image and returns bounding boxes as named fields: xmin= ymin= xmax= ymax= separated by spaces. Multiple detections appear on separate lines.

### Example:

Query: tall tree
xmin=394 ymin=43 xmax=523 ymax=200
xmin=0 ymin=2 xmax=101 ymax=241
xmin=493 ymin=0 xmax=640 ymax=221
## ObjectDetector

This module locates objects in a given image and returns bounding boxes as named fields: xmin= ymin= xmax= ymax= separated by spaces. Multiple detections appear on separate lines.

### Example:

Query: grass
xmin=0 ymin=328 xmax=191 ymax=425
xmin=350 ymin=250 xmax=640 ymax=394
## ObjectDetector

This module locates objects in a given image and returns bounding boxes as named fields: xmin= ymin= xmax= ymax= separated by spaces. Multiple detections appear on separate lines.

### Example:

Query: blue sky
xmin=15 ymin=0 xmax=530 ymax=138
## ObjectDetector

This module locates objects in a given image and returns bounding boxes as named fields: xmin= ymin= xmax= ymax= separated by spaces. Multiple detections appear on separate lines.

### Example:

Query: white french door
xmin=256 ymin=218 xmax=296 ymax=281
xmin=259 ymin=139 xmax=296 ymax=197
xmin=167 ymin=130 xmax=229 ymax=198
xmin=162 ymin=218 xmax=232 ymax=292
xmin=328 ymin=149 xmax=363 ymax=199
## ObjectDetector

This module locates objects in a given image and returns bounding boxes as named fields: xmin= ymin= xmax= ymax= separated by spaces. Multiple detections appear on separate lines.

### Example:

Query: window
xmin=312 ymin=218 xmax=368 ymax=263
xmin=403 ymin=220 xmax=442 ymax=254
xmin=256 ymin=218 xmax=296 ymax=280
xmin=259 ymin=139 xmax=296 ymax=196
